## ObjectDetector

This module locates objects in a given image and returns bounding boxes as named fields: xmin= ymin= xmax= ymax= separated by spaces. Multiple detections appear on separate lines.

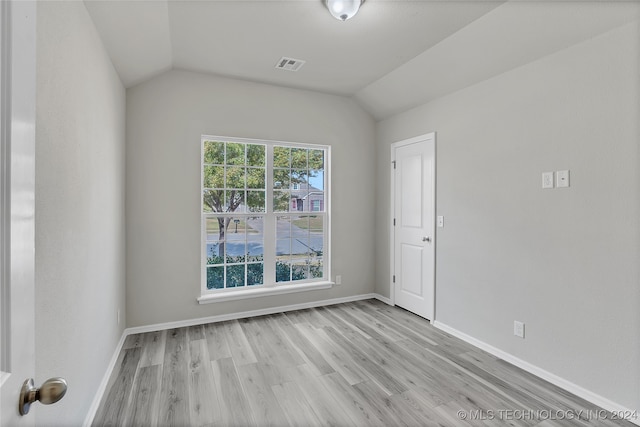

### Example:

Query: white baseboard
xmin=126 ymin=293 xmax=379 ymax=335
xmin=433 ymin=321 xmax=640 ymax=426
xmin=83 ymin=330 xmax=128 ymax=427
xmin=373 ymin=293 xmax=393 ymax=305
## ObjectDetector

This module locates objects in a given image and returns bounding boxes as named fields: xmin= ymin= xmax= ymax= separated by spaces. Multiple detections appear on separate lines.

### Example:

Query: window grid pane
xmin=271 ymin=145 xmax=325 ymax=214
xmin=274 ymin=214 xmax=324 ymax=284
xmin=205 ymin=214 xmax=264 ymax=290
xmin=203 ymin=138 xmax=327 ymax=291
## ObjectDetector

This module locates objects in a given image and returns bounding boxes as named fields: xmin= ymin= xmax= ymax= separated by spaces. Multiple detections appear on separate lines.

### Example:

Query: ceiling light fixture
xmin=325 ymin=0 xmax=364 ymax=21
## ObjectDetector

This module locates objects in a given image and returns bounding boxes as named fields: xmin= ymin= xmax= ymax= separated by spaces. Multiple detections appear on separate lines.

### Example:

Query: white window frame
xmin=198 ymin=135 xmax=332 ymax=304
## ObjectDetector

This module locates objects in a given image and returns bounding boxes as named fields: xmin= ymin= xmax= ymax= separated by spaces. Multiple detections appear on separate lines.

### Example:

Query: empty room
xmin=1 ymin=0 xmax=639 ymax=426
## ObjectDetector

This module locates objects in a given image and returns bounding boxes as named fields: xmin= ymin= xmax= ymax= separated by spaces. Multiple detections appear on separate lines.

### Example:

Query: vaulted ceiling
xmin=84 ymin=0 xmax=639 ymax=120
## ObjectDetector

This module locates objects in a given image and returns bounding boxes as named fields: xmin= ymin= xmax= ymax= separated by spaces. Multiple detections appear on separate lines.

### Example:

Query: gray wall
xmin=35 ymin=2 xmax=126 ymax=425
xmin=126 ymin=70 xmax=375 ymax=327
xmin=375 ymin=22 xmax=639 ymax=411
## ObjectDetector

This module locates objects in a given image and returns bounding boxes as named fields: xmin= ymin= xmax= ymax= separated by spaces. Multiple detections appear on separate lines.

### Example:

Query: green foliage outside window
xmin=206 ymin=252 xmax=322 ymax=290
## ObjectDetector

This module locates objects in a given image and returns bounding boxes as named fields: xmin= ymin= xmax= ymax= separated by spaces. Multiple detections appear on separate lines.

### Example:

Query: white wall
xmin=126 ymin=70 xmax=375 ymax=327
xmin=35 ymin=2 xmax=126 ymax=425
xmin=376 ymin=21 xmax=640 ymax=412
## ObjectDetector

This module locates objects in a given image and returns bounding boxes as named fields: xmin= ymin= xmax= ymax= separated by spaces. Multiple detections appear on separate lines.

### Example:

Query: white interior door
xmin=1 ymin=1 xmax=37 ymax=425
xmin=392 ymin=133 xmax=435 ymax=320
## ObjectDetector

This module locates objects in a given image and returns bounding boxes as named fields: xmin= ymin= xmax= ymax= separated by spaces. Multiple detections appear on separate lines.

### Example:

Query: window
xmin=201 ymin=136 xmax=329 ymax=298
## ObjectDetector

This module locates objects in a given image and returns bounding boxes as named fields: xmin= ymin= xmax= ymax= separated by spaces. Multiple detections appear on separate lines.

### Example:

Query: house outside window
xmin=201 ymin=136 xmax=329 ymax=295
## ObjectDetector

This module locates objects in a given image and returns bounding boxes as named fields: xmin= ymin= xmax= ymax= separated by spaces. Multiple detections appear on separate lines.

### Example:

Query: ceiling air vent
xmin=275 ymin=57 xmax=305 ymax=72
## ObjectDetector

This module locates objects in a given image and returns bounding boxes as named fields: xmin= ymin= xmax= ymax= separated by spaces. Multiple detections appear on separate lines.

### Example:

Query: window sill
xmin=197 ymin=281 xmax=334 ymax=304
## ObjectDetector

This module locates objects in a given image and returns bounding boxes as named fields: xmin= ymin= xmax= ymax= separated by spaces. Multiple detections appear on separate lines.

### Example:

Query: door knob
xmin=19 ymin=377 xmax=67 ymax=415
xmin=422 ymin=236 xmax=431 ymax=242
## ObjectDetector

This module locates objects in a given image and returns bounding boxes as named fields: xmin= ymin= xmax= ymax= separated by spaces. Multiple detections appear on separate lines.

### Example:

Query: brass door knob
xmin=19 ymin=377 xmax=67 ymax=415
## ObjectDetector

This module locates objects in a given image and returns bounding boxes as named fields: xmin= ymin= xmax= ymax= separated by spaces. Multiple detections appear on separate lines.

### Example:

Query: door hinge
xmin=393 ymin=218 xmax=396 ymax=226
xmin=392 ymin=160 xmax=396 ymax=169
xmin=392 ymin=275 xmax=396 ymax=283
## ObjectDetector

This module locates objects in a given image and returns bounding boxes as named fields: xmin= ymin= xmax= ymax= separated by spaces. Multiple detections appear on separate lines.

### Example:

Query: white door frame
xmin=1 ymin=1 xmax=37 ymax=425
xmin=389 ymin=132 xmax=436 ymax=321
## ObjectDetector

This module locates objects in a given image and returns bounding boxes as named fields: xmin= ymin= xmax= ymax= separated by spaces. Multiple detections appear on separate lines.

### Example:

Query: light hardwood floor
xmin=93 ymin=300 xmax=635 ymax=426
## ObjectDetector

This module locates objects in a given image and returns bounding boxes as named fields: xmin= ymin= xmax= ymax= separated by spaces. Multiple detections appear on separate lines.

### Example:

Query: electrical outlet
xmin=335 ymin=275 xmax=342 ymax=285
xmin=514 ymin=321 xmax=525 ymax=338
xmin=542 ymin=172 xmax=554 ymax=189
xmin=556 ymin=170 xmax=570 ymax=188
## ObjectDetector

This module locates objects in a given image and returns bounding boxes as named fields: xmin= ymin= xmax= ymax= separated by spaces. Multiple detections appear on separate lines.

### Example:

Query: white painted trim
xmin=389 ymin=143 xmax=396 ymax=306
xmin=0 ymin=0 xmax=10 ymax=380
xmin=324 ymin=144 xmax=332 ymax=291
xmin=201 ymin=134 xmax=328 ymax=150
xmin=429 ymin=134 xmax=437 ymax=320
xmin=0 ymin=371 xmax=8 ymax=387
xmin=82 ymin=331 xmax=128 ymax=427
xmin=197 ymin=281 xmax=333 ymax=304
xmin=392 ymin=133 xmax=436 ymax=149
xmin=433 ymin=321 xmax=640 ymax=426
xmin=130 ymin=293 xmax=379 ymax=335
xmin=200 ymin=135 xmax=332 ymax=294
xmin=373 ymin=293 xmax=393 ymax=305
xmin=390 ymin=132 xmax=437 ymax=320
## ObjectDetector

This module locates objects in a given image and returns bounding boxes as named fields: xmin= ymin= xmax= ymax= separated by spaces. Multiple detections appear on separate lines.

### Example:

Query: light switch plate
xmin=542 ymin=172 xmax=554 ymax=189
xmin=556 ymin=170 xmax=570 ymax=188
xmin=514 ymin=321 xmax=525 ymax=338
xmin=437 ymin=216 xmax=444 ymax=228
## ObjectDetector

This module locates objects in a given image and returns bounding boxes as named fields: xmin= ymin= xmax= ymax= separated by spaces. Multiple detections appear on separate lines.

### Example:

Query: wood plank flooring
xmin=93 ymin=300 xmax=636 ymax=426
